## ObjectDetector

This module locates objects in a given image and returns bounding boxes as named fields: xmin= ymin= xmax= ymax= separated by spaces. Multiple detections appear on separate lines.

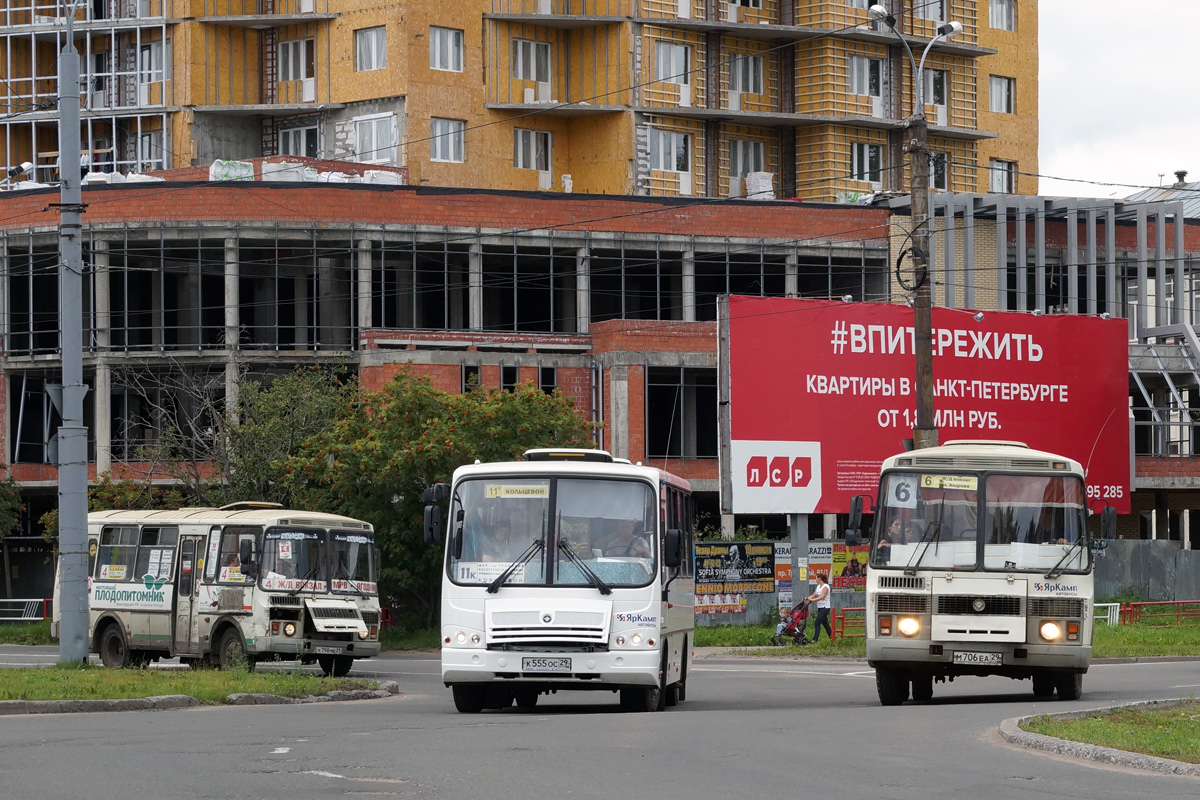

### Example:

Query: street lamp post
xmin=869 ymin=5 xmax=962 ymax=450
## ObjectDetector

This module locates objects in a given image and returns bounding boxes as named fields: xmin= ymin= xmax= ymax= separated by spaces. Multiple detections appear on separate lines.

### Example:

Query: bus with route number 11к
xmin=423 ymin=448 xmax=695 ymax=714
xmin=847 ymin=439 xmax=1114 ymax=706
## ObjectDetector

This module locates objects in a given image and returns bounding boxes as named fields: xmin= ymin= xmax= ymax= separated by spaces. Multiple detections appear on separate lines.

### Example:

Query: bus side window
xmin=179 ymin=540 xmax=195 ymax=596
xmin=135 ymin=526 xmax=178 ymax=581
xmin=218 ymin=526 xmax=261 ymax=582
xmin=96 ymin=526 xmax=138 ymax=581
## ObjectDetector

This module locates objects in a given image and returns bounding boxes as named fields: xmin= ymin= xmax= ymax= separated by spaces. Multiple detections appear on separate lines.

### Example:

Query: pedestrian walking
xmin=807 ymin=571 xmax=833 ymax=643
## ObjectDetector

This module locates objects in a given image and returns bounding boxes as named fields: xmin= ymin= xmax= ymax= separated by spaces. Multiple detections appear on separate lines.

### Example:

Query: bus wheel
xmin=99 ymin=624 xmax=131 ymax=669
xmin=619 ymin=685 xmax=662 ymax=712
xmin=1032 ymin=673 xmax=1056 ymax=698
xmin=1056 ymin=672 xmax=1083 ymax=701
xmin=676 ymin=636 xmax=688 ymax=703
xmin=317 ymin=655 xmax=353 ymax=678
xmin=875 ymin=668 xmax=909 ymax=706
xmin=452 ymin=685 xmax=485 ymax=713
xmin=911 ymin=674 xmax=933 ymax=702
xmin=514 ymin=689 xmax=538 ymax=708
xmin=218 ymin=629 xmax=256 ymax=672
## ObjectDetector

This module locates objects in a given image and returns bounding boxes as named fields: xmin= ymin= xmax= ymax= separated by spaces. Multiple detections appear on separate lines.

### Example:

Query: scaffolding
xmin=0 ymin=1 xmax=174 ymax=177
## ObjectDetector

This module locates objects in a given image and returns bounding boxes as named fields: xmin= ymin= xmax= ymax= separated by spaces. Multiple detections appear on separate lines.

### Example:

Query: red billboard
xmin=724 ymin=296 xmax=1131 ymax=514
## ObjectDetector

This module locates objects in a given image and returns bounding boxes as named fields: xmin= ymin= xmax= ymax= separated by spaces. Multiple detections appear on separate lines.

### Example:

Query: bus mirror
xmin=664 ymin=529 xmax=683 ymax=569
xmin=848 ymin=495 xmax=864 ymax=531
xmin=844 ymin=529 xmax=860 ymax=547
xmin=423 ymin=505 xmax=443 ymax=545
xmin=1100 ymin=506 xmax=1117 ymax=540
xmin=239 ymin=539 xmax=253 ymax=567
xmin=423 ymin=483 xmax=451 ymax=504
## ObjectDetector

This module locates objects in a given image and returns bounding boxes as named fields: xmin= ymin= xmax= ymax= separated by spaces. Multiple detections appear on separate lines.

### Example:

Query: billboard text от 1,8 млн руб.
xmin=724 ymin=296 xmax=1131 ymax=515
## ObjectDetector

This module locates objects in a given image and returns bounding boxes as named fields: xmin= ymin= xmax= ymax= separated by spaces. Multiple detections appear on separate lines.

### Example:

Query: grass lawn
xmin=0 ymin=620 xmax=55 ymax=646
xmin=0 ymin=663 xmax=379 ymax=704
xmin=1092 ymin=620 xmax=1200 ymax=658
xmin=1020 ymin=700 xmax=1200 ymax=764
xmin=693 ymin=623 xmax=867 ymax=657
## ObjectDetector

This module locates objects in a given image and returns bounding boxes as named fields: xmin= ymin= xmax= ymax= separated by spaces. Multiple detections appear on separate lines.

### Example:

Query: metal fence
xmin=0 ymin=598 xmax=51 ymax=623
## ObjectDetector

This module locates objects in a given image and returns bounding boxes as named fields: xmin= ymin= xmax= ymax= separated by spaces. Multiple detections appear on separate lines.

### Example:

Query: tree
xmin=104 ymin=362 xmax=350 ymax=507
xmin=286 ymin=368 xmax=597 ymax=622
xmin=220 ymin=365 xmax=355 ymax=506
xmin=0 ymin=468 xmax=24 ymax=536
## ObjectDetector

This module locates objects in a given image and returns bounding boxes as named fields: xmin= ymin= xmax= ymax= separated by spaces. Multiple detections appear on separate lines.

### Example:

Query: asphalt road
xmin=1 ymin=647 xmax=1197 ymax=799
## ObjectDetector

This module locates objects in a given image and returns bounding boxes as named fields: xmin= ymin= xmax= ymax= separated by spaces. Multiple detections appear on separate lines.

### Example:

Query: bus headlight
xmin=1040 ymin=621 xmax=1062 ymax=641
xmin=283 ymin=622 xmax=296 ymax=637
xmin=455 ymin=631 xmax=467 ymax=643
xmin=897 ymin=617 xmax=920 ymax=637
xmin=631 ymin=634 xmax=642 ymax=646
xmin=358 ymin=630 xmax=369 ymax=640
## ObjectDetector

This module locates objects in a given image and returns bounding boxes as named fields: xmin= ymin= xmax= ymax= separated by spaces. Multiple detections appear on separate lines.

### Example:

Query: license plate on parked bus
xmin=522 ymin=657 xmax=571 ymax=673
xmin=952 ymin=651 xmax=1002 ymax=665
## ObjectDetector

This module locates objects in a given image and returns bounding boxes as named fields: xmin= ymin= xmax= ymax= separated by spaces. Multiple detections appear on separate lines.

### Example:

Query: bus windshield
xmin=871 ymin=471 xmax=1089 ymax=573
xmin=329 ymin=530 xmax=378 ymax=595
xmin=449 ymin=476 xmax=658 ymax=588
xmin=260 ymin=527 xmax=327 ymax=592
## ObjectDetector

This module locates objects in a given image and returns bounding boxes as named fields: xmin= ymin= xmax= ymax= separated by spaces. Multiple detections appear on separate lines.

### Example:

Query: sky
xmin=1038 ymin=3 xmax=1194 ymax=199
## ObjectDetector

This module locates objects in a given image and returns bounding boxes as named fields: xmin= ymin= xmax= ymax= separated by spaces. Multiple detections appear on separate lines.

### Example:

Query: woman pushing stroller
xmin=771 ymin=600 xmax=811 ymax=646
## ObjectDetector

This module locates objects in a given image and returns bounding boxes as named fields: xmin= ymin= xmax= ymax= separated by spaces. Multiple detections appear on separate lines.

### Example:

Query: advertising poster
xmin=831 ymin=543 xmax=869 ymax=592
xmin=695 ymin=542 xmax=776 ymax=596
xmin=725 ymin=297 xmax=1131 ymax=514
xmin=696 ymin=594 xmax=747 ymax=614
xmin=774 ymin=542 xmax=792 ymax=608
xmin=807 ymin=540 xmax=832 ymax=587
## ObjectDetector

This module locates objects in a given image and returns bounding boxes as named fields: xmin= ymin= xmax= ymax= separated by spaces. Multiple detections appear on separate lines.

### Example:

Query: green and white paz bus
xmin=58 ymin=503 xmax=382 ymax=676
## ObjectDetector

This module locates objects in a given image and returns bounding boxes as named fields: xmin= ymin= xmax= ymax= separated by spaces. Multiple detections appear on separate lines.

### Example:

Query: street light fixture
xmin=868 ymin=4 xmax=962 ymax=450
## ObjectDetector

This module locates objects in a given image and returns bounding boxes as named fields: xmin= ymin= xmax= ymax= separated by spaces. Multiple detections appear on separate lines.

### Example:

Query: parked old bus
xmin=852 ymin=440 xmax=1113 ymax=705
xmin=424 ymin=449 xmax=694 ymax=713
xmin=71 ymin=503 xmax=381 ymax=675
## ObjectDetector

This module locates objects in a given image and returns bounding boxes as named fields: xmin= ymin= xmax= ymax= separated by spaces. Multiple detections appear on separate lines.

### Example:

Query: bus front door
xmin=174 ymin=538 xmax=200 ymax=654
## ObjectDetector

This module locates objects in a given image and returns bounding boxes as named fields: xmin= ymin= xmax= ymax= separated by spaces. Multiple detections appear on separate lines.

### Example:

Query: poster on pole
xmin=723 ymin=297 xmax=1131 ymax=515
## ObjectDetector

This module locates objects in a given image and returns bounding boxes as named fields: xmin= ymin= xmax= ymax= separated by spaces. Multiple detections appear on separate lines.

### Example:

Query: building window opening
xmin=501 ymin=365 xmax=518 ymax=392
xmin=462 ymin=365 xmax=481 ymax=392
xmin=646 ymin=367 xmax=718 ymax=460
xmin=539 ymin=366 xmax=557 ymax=395
xmin=589 ymin=247 xmax=683 ymax=324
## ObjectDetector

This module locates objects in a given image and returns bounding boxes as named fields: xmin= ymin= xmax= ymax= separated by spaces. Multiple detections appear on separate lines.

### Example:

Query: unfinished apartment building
xmin=0 ymin=1 xmax=1036 ymax=200
xmin=0 ymin=168 xmax=892 ymax=545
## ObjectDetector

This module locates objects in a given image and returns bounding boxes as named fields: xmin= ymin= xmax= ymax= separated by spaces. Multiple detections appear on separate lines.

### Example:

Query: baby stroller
xmin=771 ymin=601 xmax=811 ymax=646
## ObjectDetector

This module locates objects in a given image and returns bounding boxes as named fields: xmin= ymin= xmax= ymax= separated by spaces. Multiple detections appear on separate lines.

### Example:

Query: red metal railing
xmin=1120 ymin=600 xmax=1200 ymax=626
xmin=832 ymin=607 xmax=866 ymax=641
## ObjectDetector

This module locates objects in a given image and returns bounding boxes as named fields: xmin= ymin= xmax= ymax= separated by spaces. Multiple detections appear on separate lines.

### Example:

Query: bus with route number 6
xmin=848 ymin=440 xmax=1114 ymax=706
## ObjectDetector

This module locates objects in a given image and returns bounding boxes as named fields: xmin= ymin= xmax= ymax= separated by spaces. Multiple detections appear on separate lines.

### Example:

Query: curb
xmin=0 ymin=681 xmax=400 ymax=716
xmin=999 ymin=698 xmax=1200 ymax=777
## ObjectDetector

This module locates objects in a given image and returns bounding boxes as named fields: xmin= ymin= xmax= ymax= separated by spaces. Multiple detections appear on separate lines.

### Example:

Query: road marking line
xmin=694 ymin=666 xmax=871 ymax=678
xmin=272 ymin=747 xmax=290 ymax=754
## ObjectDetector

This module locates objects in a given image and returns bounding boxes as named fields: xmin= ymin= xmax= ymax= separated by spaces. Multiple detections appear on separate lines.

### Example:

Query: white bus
xmin=74 ymin=503 xmax=381 ymax=675
xmin=851 ymin=440 xmax=1114 ymax=705
xmin=424 ymin=449 xmax=695 ymax=713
